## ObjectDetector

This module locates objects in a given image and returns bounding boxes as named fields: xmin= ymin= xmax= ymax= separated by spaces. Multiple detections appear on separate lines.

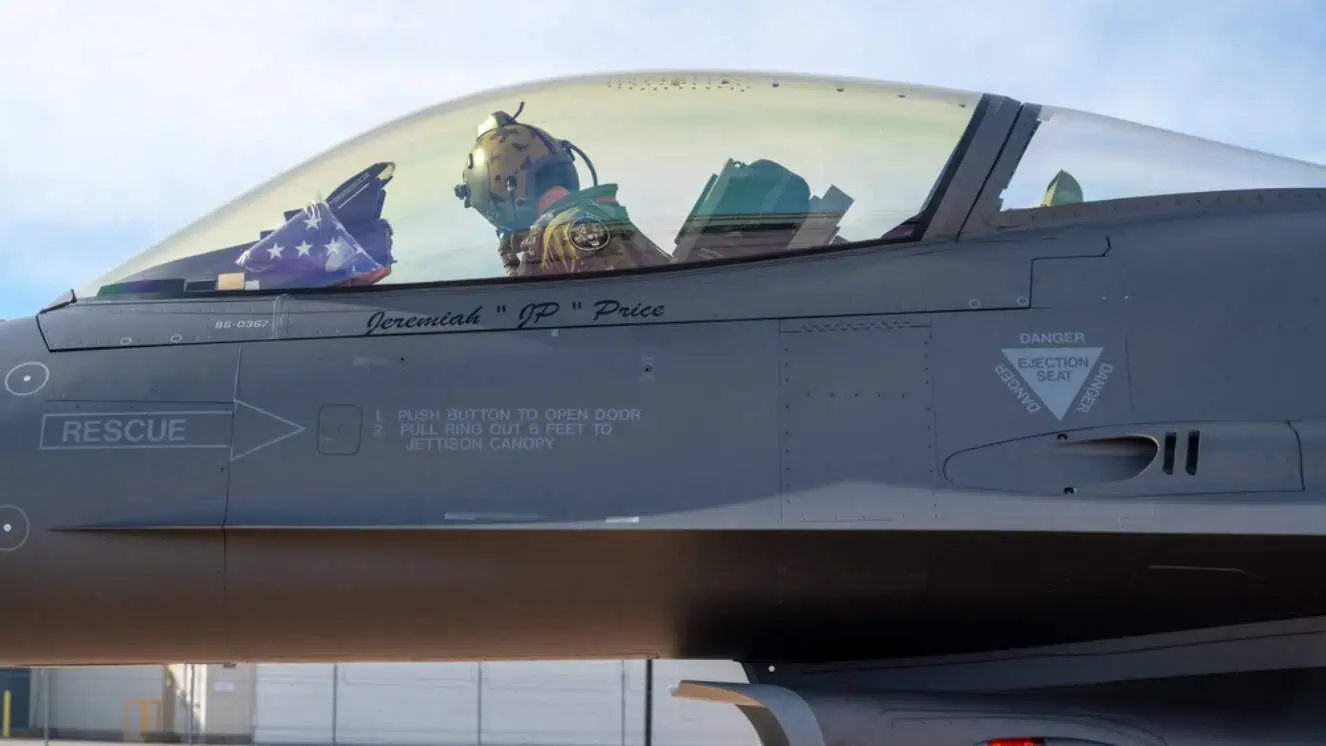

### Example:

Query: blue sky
xmin=1 ymin=0 xmax=1323 ymax=317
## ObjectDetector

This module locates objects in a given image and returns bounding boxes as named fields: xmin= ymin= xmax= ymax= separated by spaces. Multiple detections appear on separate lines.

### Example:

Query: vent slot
xmin=1185 ymin=429 xmax=1201 ymax=475
xmin=1162 ymin=431 xmax=1177 ymax=474
xmin=942 ymin=422 xmax=1302 ymax=497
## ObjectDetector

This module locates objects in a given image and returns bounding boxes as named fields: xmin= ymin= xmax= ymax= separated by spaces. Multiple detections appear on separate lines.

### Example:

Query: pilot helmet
xmin=454 ymin=104 xmax=584 ymax=233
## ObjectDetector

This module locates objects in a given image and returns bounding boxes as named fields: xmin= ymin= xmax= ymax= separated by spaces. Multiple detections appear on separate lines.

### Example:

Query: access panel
xmin=778 ymin=315 xmax=937 ymax=522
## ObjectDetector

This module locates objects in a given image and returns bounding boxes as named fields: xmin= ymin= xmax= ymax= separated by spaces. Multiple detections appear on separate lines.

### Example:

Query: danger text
xmin=1019 ymin=332 xmax=1086 ymax=345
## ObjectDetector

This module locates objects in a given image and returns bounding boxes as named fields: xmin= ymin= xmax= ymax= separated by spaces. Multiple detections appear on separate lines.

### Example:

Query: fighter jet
xmin=5 ymin=70 xmax=1326 ymax=745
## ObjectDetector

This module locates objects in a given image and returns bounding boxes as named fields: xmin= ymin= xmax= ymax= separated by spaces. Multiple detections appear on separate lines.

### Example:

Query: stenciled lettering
xmin=365 ymin=307 xmax=483 ymax=335
xmin=400 ymin=422 xmax=487 ymax=437
xmin=406 ymin=437 xmax=484 ymax=452
xmin=1075 ymin=362 xmax=1115 ymax=414
xmin=544 ymin=408 xmax=589 ymax=421
xmin=389 ymin=405 xmax=644 ymax=454
xmin=1016 ymin=353 xmax=1094 ymax=383
xmin=447 ymin=408 xmax=512 ymax=421
xmin=399 ymin=409 xmax=441 ymax=422
xmin=1019 ymin=332 xmax=1086 ymax=345
xmin=214 ymin=319 xmax=272 ymax=329
xmin=59 ymin=416 xmax=189 ymax=445
xmin=594 ymin=408 xmax=641 ymax=422
xmin=592 ymin=299 xmax=666 ymax=323
xmin=994 ymin=364 xmax=1042 ymax=414
xmin=489 ymin=436 xmax=556 ymax=451
xmin=517 ymin=301 xmax=561 ymax=329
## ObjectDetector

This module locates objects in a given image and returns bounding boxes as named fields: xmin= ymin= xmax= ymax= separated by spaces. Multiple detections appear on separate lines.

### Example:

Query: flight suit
xmin=503 ymin=184 xmax=673 ymax=277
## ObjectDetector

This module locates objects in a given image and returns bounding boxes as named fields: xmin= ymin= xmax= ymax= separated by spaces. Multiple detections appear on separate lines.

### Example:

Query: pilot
xmin=453 ymin=104 xmax=673 ymax=277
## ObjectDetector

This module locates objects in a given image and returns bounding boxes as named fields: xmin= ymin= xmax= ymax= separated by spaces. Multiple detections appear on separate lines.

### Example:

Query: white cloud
xmin=0 ymin=0 xmax=1323 ymax=311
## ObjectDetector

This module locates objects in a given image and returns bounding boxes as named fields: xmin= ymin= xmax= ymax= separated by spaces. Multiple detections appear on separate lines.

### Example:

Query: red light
xmin=988 ymin=740 xmax=1044 ymax=746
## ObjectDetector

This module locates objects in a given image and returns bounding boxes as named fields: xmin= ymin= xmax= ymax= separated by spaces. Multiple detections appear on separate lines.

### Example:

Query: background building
xmin=0 ymin=668 xmax=31 ymax=736
xmin=8 ymin=660 xmax=757 ymax=745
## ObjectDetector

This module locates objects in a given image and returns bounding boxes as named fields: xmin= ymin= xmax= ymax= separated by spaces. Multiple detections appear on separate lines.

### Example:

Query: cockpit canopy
xmin=79 ymin=70 xmax=1326 ymax=300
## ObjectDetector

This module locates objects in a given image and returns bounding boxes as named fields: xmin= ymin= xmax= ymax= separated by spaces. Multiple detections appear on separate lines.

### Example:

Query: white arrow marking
xmin=230 ymin=399 xmax=307 ymax=462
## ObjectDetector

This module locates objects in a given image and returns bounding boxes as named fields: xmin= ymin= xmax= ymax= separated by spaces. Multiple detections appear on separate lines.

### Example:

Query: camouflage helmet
xmin=454 ymin=104 xmax=582 ymax=233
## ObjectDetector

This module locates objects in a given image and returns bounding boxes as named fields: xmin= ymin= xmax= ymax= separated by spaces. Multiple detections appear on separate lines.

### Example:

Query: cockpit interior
xmin=78 ymin=71 xmax=1326 ymax=302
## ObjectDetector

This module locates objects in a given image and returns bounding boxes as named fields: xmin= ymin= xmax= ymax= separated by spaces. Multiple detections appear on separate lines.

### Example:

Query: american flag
xmin=235 ymin=199 xmax=386 ymax=289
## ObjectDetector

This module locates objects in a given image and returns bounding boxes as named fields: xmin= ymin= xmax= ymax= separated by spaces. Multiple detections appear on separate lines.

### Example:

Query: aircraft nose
xmin=0 ymin=504 xmax=31 ymax=552
xmin=3 ymin=361 xmax=51 ymax=397
xmin=0 ymin=318 xmax=50 ymax=555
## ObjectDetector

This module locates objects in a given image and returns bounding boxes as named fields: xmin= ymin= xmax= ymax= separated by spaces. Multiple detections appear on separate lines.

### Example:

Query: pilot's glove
xmin=498 ymin=232 xmax=521 ymax=277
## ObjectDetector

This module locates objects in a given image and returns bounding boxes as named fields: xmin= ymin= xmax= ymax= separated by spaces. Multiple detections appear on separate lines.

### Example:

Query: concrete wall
xmin=24 ymin=660 xmax=753 ymax=746
xmin=202 ymin=665 xmax=257 ymax=743
xmin=26 ymin=664 xmax=257 ymax=742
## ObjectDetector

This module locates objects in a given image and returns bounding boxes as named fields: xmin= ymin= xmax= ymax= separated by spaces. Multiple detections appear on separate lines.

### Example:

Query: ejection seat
xmin=671 ymin=158 xmax=855 ymax=263
xmin=1042 ymin=169 xmax=1084 ymax=206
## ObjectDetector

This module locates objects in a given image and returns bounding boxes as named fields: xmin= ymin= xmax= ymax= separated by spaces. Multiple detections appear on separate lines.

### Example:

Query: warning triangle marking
xmin=1001 ymin=347 xmax=1103 ymax=420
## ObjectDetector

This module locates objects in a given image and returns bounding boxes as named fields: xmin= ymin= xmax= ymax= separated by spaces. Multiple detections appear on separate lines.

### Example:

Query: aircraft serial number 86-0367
xmin=4 ymin=69 xmax=1326 ymax=746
